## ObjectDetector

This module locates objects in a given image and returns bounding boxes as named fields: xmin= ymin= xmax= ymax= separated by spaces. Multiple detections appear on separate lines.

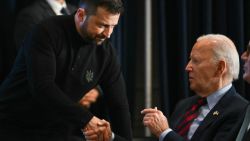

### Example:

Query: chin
xmin=189 ymin=84 xmax=195 ymax=90
xmin=96 ymin=40 xmax=104 ymax=45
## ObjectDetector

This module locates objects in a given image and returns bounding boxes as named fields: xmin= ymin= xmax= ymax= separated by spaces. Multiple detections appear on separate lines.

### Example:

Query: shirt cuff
xmin=110 ymin=132 xmax=115 ymax=141
xmin=159 ymin=128 xmax=173 ymax=141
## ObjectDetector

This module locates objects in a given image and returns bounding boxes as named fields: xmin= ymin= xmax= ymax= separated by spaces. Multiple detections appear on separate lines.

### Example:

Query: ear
xmin=76 ymin=8 xmax=87 ymax=22
xmin=215 ymin=60 xmax=226 ymax=77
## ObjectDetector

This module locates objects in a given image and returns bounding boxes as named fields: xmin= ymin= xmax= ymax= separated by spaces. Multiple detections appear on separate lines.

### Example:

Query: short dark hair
xmin=79 ymin=0 xmax=124 ymax=15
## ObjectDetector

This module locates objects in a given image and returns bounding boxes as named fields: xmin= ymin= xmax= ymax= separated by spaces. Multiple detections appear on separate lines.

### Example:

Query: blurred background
xmin=1 ymin=0 xmax=250 ymax=139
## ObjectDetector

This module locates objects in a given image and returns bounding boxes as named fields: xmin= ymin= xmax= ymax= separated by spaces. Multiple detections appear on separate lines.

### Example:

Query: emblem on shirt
xmin=85 ymin=70 xmax=94 ymax=82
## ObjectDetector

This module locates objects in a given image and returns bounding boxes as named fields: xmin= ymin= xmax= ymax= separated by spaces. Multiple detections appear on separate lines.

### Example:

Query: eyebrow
xmin=99 ymin=21 xmax=117 ymax=27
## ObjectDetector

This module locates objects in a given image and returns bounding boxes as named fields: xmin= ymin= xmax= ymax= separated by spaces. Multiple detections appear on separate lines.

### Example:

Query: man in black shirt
xmin=0 ymin=0 xmax=132 ymax=141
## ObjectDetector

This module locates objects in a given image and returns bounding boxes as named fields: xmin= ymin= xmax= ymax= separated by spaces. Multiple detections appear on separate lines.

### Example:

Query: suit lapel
xmin=39 ymin=1 xmax=76 ymax=16
xmin=39 ymin=0 xmax=57 ymax=16
xmin=191 ymin=87 xmax=235 ymax=139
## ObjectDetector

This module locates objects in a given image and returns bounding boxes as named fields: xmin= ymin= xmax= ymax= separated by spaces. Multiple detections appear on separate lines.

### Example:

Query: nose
xmin=103 ymin=26 xmax=113 ymax=38
xmin=185 ymin=61 xmax=192 ymax=72
xmin=241 ymin=51 xmax=248 ymax=61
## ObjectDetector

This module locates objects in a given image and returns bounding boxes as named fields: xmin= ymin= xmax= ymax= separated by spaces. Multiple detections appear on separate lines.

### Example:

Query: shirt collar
xmin=206 ymin=83 xmax=232 ymax=110
xmin=46 ymin=0 xmax=67 ymax=15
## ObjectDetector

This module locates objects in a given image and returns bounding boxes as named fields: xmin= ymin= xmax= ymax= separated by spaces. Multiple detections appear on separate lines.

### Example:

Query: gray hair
xmin=197 ymin=34 xmax=239 ymax=81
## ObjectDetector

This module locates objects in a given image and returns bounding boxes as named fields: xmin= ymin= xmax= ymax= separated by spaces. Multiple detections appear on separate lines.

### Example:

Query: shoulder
xmin=36 ymin=16 xmax=71 ymax=34
xmin=213 ymin=88 xmax=248 ymax=119
xmin=18 ymin=1 xmax=49 ymax=15
xmin=24 ymin=16 xmax=73 ymax=50
xmin=16 ymin=1 xmax=54 ymax=22
xmin=220 ymin=87 xmax=248 ymax=109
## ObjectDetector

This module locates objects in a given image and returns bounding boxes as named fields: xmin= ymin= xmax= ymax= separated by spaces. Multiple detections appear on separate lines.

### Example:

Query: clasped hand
xmin=83 ymin=116 xmax=112 ymax=141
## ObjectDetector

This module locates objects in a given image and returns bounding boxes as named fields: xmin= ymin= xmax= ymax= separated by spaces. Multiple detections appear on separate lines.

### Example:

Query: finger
xmin=143 ymin=112 xmax=158 ymax=119
xmin=98 ymin=119 xmax=109 ymax=126
xmin=143 ymin=118 xmax=153 ymax=125
xmin=85 ymin=135 xmax=98 ymax=140
xmin=84 ymin=133 xmax=98 ymax=140
xmin=98 ymin=125 xmax=108 ymax=132
xmin=82 ymin=101 xmax=90 ymax=105
xmin=83 ymin=130 xmax=96 ymax=136
xmin=84 ymin=130 xmax=99 ymax=140
xmin=141 ymin=108 xmax=159 ymax=114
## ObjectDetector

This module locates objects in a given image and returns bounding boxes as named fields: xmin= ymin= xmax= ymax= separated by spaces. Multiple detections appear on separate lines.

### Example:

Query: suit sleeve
xmin=163 ymin=131 xmax=187 ymax=141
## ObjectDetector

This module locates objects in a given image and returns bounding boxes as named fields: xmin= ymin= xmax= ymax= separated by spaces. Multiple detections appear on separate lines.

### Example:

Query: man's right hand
xmin=83 ymin=116 xmax=102 ymax=132
xmin=83 ymin=117 xmax=112 ymax=141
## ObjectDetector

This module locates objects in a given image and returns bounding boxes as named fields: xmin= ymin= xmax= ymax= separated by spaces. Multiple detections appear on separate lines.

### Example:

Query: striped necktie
xmin=176 ymin=97 xmax=207 ymax=138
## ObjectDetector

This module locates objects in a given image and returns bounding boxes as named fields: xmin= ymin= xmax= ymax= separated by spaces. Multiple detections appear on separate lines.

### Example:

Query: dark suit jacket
xmin=14 ymin=0 xmax=76 ymax=49
xmin=227 ymin=104 xmax=250 ymax=141
xmin=164 ymin=86 xmax=248 ymax=141
xmin=235 ymin=104 xmax=250 ymax=141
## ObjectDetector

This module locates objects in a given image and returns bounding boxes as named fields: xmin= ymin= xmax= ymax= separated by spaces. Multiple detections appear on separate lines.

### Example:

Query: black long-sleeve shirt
xmin=0 ymin=15 xmax=132 ymax=140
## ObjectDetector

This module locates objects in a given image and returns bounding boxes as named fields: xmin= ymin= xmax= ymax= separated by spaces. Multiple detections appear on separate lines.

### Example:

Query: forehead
xmin=91 ymin=7 xmax=120 ymax=25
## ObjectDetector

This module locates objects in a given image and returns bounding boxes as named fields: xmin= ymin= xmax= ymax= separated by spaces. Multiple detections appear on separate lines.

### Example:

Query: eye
xmin=191 ymin=58 xmax=199 ymax=64
xmin=97 ymin=24 xmax=105 ymax=28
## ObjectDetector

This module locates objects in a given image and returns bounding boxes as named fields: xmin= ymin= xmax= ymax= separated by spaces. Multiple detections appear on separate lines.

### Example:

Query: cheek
xmin=243 ymin=73 xmax=250 ymax=83
xmin=88 ymin=24 xmax=102 ymax=33
xmin=196 ymin=68 xmax=214 ymax=83
xmin=244 ymin=64 xmax=250 ymax=76
xmin=246 ymin=60 xmax=250 ymax=68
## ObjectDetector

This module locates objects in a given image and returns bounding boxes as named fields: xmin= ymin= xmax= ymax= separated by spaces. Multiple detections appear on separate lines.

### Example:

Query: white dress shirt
xmin=46 ymin=0 xmax=68 ymax=15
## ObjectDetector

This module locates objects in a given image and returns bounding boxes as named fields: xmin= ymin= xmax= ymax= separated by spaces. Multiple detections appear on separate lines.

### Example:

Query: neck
xmin=197 ymin=78 xmax=231 ymax=97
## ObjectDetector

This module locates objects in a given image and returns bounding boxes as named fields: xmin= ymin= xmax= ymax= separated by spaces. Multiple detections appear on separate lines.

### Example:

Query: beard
xmin=79 ymin=20 xmax=106 ymax=45
xmin=80 ymin=25 xmax=95 ymax=44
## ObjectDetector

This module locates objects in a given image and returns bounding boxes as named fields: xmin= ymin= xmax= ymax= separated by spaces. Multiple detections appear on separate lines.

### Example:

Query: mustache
xmin=96 ymin=34 xmax=106 ymax=40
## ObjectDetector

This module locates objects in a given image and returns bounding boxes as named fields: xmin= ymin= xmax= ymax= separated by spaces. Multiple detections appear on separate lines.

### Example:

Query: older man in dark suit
xmin=141 ymin=34 xmax=248 ymax=141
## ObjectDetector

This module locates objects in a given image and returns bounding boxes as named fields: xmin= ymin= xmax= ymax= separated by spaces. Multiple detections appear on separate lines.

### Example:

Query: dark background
xmin=1 ymin=0 xmax=250 ymax=138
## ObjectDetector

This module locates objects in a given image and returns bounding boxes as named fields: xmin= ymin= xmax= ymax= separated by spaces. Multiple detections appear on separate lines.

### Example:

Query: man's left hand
xmin=83 ymin=119 xmax=112 ymax=141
